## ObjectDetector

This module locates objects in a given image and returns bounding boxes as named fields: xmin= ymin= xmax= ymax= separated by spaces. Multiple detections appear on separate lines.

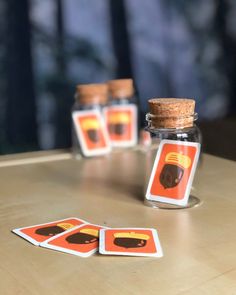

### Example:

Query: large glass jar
xmin=72 ymin=83 xmax=109 ymax=158
xmin=144 ymin=98 xmax=202 ymax=209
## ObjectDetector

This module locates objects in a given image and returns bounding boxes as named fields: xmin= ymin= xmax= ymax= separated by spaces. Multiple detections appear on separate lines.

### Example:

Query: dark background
xmin=0 ymin=0 xmax=236 ymax=160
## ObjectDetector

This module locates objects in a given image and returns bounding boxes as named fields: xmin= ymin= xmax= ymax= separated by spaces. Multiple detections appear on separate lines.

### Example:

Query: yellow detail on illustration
xmin=114 ymin=232 xmax=150 ymax=240
xmin=80 ymin=228 xmax=99 ymax=237
xmin=57 ymin=223 xmax=74 ymax=230
xmin=165 ymin=152 xmax=191 ymax=169
xmin=108 ymin=113 xmax=130 ymax=124
xmin=81 ymin=119 xmax=100 ymax=130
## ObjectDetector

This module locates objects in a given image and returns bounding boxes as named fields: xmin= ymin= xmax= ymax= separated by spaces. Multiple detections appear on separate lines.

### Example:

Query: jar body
xmin=144 ymin=125 xmax=202 ymax=208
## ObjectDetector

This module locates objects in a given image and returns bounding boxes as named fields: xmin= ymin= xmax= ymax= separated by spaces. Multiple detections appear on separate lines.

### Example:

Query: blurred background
xmin=0 ymin=0 xmax=236 ymax=159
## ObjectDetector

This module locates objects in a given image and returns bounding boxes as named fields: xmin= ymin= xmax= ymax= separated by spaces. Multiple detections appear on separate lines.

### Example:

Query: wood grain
xmin=0 ymin=150 xmax=236 ymax=295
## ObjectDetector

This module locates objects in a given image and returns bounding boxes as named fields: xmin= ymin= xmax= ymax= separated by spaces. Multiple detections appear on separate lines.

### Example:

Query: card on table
xmin=12 ymin=217 xmax=87 ymax=246
xmin=99 ymin=228 xmax=163 ymax=257
xmin=72 ymin=109 xmax=111 ymax=157
xmin=40 ymin=223 xmax=106 ymax=258
xmin=145 ymin=140 xmax=201 ymax=206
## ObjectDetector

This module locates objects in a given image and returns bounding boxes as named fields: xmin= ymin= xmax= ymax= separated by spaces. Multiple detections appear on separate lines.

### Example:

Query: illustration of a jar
xmin=160 ymin=152 xmax=191 ymax=189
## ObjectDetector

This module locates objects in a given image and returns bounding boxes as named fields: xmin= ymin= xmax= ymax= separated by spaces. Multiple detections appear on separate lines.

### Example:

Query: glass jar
xmin=105 ymin=79 xmax=138 ymax=148
xmin=72 ymin=83 xmax=109 ymax=158
xmin=144 ymin=98 xmax=202 ymax=209
xmin=108 ymin=79 xmax=137 ymax=105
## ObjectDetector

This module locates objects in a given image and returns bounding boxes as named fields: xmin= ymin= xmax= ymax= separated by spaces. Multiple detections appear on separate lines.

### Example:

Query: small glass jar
xmin=72 ymin=83 xmax=108 ymax=158
xmin=108 ymin=79 xmax=137 ymax=105
xmin=144 ymin=98 xmax=202 ymax=209
xmin=106 ymin=79 xmax=138 ymax=147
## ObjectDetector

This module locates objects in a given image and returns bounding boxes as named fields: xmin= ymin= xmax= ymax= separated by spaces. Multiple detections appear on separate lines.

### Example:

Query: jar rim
xmin=146 ymin=112 xmax=198 ymax=120
xmin=146 ymin=112 xmax=198 ymax=130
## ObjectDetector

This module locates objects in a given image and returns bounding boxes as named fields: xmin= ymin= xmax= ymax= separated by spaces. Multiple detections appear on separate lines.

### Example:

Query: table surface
xmin=0 ymin=149 xmax=236 ymax=295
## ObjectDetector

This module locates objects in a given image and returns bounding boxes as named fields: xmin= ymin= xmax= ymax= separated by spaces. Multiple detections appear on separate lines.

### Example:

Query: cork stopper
xmin=108 ymin=79 xmax=134 ymax=99
xmin=148 ymin=98 xmax=196 ymax=129
xmin=75 ymin=83 xmax=108 ymax=105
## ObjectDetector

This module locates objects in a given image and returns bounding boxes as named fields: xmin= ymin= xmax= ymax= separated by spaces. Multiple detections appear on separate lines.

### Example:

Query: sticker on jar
xmin=72 ymin=110 xmax=111 ymax=157
xmin=103 ymin=104 xmax=137 ymax=147
xmin=145 ymin=140 xmax=200 ymax=206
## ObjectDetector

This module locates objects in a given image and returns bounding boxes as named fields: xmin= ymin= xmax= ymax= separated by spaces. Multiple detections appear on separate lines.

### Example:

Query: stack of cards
xmin=12 ymin=218 xmax=163 ymax=258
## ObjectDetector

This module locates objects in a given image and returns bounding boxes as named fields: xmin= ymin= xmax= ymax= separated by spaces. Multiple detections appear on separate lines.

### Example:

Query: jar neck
xmin=75 ymin=92 xmax=107 ymax=105
xmin=146 ymin=112 xmax=198 ymax=130
xmin=110 ymin=97 xmax=131 ymax=105
xmin=73 ymin=101 xmax=103 ymax=111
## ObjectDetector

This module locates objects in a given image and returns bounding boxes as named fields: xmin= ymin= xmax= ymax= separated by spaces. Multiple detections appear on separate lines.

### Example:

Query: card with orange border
xmin=12 ymin=217 xmax=87 ymax=246
xmin=103 ymin=104 xmax=137 ymax=147
xmin=72 ymin=109 xmax=111 ymax=157
xmin=99 ymin=228 xmax=163 ymax=257
xmin=146 ymin=140 xmax=201 ymax=206
xmin=40 ymin=223 xmax=106 ymax=258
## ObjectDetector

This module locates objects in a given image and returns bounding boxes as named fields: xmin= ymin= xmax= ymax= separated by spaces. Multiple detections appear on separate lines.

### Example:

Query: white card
xmin=40 ymin=223 xmax=107 ymax=258
xmin=99 ymin=228 xmax=163 ymax=257
xmin=12 ymin=217 xmax=88 ymax=246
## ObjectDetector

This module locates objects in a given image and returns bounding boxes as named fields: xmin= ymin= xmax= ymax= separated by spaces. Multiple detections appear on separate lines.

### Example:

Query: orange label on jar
xmin=146 ymin=140 xmax=200 ymax=206
xmin=72 ymin=110 xmax=111 ymax=157
xmin=103 ymin=105 xmax=137 ymax=147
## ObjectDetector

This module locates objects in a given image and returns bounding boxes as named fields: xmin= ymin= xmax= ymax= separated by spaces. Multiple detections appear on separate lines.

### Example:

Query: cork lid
xmin=108 ymin=79 xmax=134 ymax=99
xmin=148 ymin=98 xmax=196 ymax=128
xmin=75 ymin=83 xmax=108 ymax=105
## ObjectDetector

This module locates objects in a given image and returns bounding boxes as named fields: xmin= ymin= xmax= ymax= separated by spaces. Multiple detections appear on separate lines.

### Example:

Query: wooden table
xmin=1 ymin=149 xmax=236 ymax=295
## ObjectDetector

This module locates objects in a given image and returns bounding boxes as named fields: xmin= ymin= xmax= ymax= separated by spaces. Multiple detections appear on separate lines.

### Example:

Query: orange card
xmin=12 ymin=218 xmax=87 ymax=245
xmin=99 ymin=228 xmax=163 ymax=257
xmin=40 ymin=223 xmax=106 ymax=257
xmin=72 ymin=110 xmax=111 ymax=157
xmin=103 ymin=105 xmax=137 ymax=147
xmin=146 ymin=140 xmax=200 ymax=206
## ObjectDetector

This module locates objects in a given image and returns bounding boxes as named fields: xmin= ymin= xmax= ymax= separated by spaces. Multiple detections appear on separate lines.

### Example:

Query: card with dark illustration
xmin=103 ymin=104 xmax=137 ymax=147
xmin=145 ymin=140 xmax=200 ymax=206
xmin=99 ymin=228 xmax=163 ymax=257
xmin=40 ymin=223 xmax=106 ymax=257
xmin=72 ymin=109 xmax=111 ymax=157
xmin=12 ymin=218 xmax=87 ymax=246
